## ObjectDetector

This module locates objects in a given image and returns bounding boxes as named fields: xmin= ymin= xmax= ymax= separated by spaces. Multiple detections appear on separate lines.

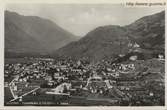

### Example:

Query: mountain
xmin=126 ymin=11 xmax=165 ymax=53
xmin=5 ymin=11 xmax=77 ymax=57
xmin=56 ymin=25 xmax=130 ymax=60
xmin=55 ymin=11 xmax=165 ymax=61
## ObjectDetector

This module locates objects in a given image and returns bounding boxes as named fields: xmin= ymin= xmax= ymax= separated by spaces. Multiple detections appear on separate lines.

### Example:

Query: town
xmin=4 ymin=54 xmax=165 ymax=106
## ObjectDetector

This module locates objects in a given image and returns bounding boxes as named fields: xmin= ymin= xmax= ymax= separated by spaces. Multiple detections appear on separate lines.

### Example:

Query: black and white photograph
xmin=4 ymin=3 xmax=165 ymax=106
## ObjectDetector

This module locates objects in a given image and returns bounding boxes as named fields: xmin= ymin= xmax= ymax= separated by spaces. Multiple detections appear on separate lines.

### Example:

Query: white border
xmin=0 ymin=0 xmax=166 ymax=109
xmin=0 ymin=0 xmax=4 ymax=107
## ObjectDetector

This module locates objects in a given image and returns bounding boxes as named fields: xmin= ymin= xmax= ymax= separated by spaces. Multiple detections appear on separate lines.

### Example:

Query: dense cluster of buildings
xmin=4 ymin=56 xmax=164 ymax=106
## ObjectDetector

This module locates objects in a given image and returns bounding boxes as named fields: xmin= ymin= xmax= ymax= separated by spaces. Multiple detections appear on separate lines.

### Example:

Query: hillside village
xmin=4 ymin=51 xmax=164 ymax=106
xmin=4 ymin=8 xmax=165 ymax=106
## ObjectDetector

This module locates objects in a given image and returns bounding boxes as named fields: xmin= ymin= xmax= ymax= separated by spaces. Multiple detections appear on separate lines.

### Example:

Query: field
xmin=5 ymin=58 xmax=39 ymax=64
xmin=4 ymin=87 xmax=13 ymax=102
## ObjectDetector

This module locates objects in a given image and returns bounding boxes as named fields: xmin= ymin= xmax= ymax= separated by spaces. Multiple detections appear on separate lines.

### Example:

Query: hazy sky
xmin=6 ymin=4 xmax=164 ymax=37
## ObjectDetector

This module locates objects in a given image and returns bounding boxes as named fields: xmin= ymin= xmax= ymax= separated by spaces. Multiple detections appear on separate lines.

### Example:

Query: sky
xmin=6 ymin=4 xmax=164 ymax=37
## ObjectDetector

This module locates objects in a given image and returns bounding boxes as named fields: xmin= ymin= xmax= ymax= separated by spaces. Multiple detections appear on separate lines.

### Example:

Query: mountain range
xmin=55 ymin=11 xmax=165 ymax=61
xmin=5 ymin=10 xmax=165 ymax=61
xmin=5 ymin=11 xmax=78 ymax=57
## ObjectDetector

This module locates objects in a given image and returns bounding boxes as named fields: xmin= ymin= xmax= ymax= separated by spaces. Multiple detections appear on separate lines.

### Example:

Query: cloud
xmin=68 ymin=9 xmax=117 ymax=26
xmin=69 ymin=17 xmax=75 ymax=23
xmin=6 ymin=4 xmax=164 ymax=36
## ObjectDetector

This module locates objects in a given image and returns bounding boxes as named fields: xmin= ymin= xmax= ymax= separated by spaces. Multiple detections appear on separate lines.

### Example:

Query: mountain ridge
xmin=5 ymin=10 xmax=78 ymax=57
xmin=55 ymin=10 xmax=165 ymax=61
